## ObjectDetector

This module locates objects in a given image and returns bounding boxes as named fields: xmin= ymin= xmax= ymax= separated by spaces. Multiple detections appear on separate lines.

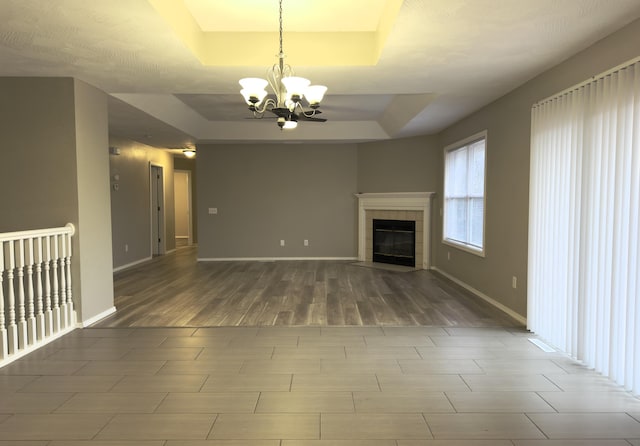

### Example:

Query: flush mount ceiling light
xmin=183 ymin=148 xmax=196 ymax=158
xmin=239 ymin=0 xmax=328 ymax=130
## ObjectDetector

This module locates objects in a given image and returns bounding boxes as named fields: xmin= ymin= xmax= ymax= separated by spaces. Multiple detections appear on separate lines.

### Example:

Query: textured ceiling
xmin=1 ymin=0 xmax=640 ymax=147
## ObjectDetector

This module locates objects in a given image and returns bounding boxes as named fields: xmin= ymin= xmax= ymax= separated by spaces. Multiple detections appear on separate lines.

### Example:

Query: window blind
xmin=528 ymin=58 xmax=640 ymax=393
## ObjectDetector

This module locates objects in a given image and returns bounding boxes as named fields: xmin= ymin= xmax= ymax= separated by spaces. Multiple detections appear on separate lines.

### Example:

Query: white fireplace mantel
xmin=355 ymin=192 xmax=435 ymax=269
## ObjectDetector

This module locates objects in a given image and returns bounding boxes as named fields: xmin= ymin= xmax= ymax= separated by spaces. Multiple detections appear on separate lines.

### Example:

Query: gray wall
xmin=0 ymin=77 xmax=114 ymax=323
xmin=174 ymin=156 xmax=198 ymax=244
xmin=434 ymin=18 xmax=640 ymax=318
xmin=197 ymin=143 xmax=358 ymax=259
xmin=357 ymin=135 xmax=441 ymax=193
xmin=109 ymin=138 xmax=175 ymax=269
xmin=73 ymin=79 xmax=115 ymax=322
xmin=0 ymin=78 xmax=78 ymax=232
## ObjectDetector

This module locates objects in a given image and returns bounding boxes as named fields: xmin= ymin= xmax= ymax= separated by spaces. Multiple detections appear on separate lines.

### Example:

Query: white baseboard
xmin=431 ymin=266 xmax=527 ymax=325
xmin=79 ymin=306 xmax=117 ymax=327
xmin=165 ymin=248 xmax=176 ymax=255
xmin=113 ymin=256 xmax=152 ymax=273
xmin=198 ymin=257 xmax=359 ymax=262
xmin=175 ymin=236 xmax=189 ymax=239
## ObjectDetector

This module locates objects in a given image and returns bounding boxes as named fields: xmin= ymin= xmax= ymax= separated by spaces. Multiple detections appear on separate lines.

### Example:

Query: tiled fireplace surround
xmin=356 ymin=192 xmax=434 ymax=270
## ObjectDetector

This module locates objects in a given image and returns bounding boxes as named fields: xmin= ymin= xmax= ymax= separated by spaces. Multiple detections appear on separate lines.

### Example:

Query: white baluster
xmin=16 ymin=239 xmax=28 ymax=349
xmin=0 ymin=241 xmax=7 ymax=359
xmin=65 ymin=232 xmax=75 ymax=326
xmin=52 ymin=234 xmax=60 ymax=332
xmin=35 ymin=237 xmax=45 ymax=340
xmin=44 ymin=235 xmax=52 ymax=336
xmin=59 ymin=234 xmax=68 ymax=328
xmin=26 ymin=238 xmax=37 ymax=345
xmin=7 ymin=241 xmax=18 ymax=354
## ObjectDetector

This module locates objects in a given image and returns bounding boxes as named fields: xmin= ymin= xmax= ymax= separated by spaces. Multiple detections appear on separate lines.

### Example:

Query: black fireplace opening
xmin=372 ymin=219 xmax=416 ymax=267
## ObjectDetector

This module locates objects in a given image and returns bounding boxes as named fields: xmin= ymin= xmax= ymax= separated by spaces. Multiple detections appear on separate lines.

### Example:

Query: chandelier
xmin=239 ymin=0 xmax=327 ymax=130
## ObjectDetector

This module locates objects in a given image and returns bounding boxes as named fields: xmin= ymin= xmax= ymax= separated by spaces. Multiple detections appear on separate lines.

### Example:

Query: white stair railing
xmin=0 ymin=223 xmax=76 ymax=363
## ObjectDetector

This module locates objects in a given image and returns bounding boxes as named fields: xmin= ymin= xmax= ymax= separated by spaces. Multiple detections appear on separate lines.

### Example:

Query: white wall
xmin=174 ymin=171 xmax=190 ymax=239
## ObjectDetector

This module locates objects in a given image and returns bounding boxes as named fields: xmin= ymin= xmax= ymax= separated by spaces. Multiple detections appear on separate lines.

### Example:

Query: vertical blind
xmin=528 ymin=58 xmax=640 ymax=393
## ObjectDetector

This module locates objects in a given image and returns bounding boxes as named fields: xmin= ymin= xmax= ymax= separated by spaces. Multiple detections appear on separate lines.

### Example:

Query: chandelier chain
xmin=278 ymin=0 xmax=284 ymax=57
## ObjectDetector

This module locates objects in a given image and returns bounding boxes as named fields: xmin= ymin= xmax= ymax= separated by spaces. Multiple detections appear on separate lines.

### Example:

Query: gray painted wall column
xmin=0 ymin=77 xmax=114 ymax=324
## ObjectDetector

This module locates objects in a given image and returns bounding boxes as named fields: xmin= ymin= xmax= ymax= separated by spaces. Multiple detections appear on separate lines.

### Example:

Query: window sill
xmin=443 ymin=239 xmax=485 ymax=258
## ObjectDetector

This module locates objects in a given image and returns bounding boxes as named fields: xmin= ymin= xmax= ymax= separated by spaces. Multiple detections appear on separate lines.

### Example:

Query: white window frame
xmin=442 ymin=130 xmax=487 ymax=257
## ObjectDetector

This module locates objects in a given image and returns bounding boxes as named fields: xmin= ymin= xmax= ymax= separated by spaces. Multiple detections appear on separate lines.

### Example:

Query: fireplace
xmin=373 ymin=219 xmax=416 ymax=266
xmin=356 ymin=192 xmax=434 ymax=270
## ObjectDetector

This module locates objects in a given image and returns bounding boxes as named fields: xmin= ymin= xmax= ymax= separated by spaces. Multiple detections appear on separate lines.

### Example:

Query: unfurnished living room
xmin=1 ymin=0 xmax=640 ymax=444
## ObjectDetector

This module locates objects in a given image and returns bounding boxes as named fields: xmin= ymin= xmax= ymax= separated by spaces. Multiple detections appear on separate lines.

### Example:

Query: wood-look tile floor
xmin=2 ymin=248 xmax=640 ymax=443
xmin=100 ymin=246 xmax=521 ymax=327
xmin=2 ymin=326 xmax=640 ymax=444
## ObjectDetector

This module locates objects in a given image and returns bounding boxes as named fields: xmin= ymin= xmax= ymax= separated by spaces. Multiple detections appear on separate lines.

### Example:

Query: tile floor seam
xmin=471 ymin=358 xmax=485 ymax=374
xmin=89 ymin=412 xmax=119 ymax=441
xmin=153 ymin=359 xmax=169 ymax=375
xmin=51 ymin=391 xmax=78 ymax=414
xmin=535 ymin=390 xmax=560 ymax=413
xmin=523 ymin=411 xmax=550 ymax=440
xmin=197 ymin=374 xmax=211 ymax=392
xmin=458 ymin=373 xmax=473 ymax=392
xmin=541 ymin=372 xmax=565 ymax=391
xmin=442 ymin=391 xmax=458 ymax=413
xmin=254 ymin=391 xmax=262 ymax=414
xmin=151 ymin=391 xmax=171 ymax=413
xmin=421 ymin=411 xmax=435 ymax=439
xmin=105 ymin=374 xmax=127 ymax=392
xmin=204 ymin=412 xmax=219 ymax=440
xmin=192 ymin=346 xmax=205 ymax=360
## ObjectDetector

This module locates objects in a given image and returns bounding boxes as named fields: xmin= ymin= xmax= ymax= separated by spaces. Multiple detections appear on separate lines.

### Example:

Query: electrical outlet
xmin=512 ymin=276 xmax=517 ymax=289
xmin=304 ymin=239 xmax=309 ymax=246
xmin=280 ymin=240 xmax=285 ymax=247
xmin=125 ymin=244 xmax=129 ymax=252
xmin=447 ymin=251 xmax=450 ymax=261
xmin=208 ymin=208 xmax=218 ymax=215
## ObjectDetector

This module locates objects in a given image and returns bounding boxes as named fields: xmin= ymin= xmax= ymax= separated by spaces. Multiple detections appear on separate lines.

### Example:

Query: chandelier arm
xmin=267 ymin=64 xmax=284 ymax=106
xmin=252 ymin=98 xmax=277 ymax=115
xmin=291 ymin=102 xmax=319 ymax=118
xmin=299 ymin=108 xmax=319 ymax=118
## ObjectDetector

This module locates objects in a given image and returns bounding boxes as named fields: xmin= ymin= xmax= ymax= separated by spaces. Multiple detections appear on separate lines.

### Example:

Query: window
xmin=443 ymin=131 xmax=486 ymax=255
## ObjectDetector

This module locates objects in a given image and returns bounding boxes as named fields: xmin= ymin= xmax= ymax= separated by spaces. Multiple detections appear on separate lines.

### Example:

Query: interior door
xmin=150 ymin=165 xmax=164 ymax=255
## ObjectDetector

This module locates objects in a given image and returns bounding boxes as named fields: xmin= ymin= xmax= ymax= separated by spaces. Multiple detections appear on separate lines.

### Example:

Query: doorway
xmin=173 ymin=170 xmax=192 ymax=247
xmin=150 ymin=164 xmax=165 ymax=256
